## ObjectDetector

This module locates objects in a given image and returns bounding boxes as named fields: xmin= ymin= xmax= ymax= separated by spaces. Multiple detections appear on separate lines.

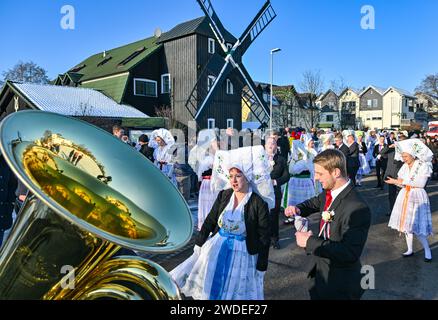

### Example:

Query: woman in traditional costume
xmin=356 ymin=131 xmax=370 ymax=186
xmin=303 ymin=134 xmax=322 ymax=195
xmin=188 ymin=129 xmax=220 ymax=231
xmin=318 ymin=133 xmax=335 ymax=152
xmin=366 ymin=130 xmax=377 ymax=168
xmin=170 ymin=146 xmax=274 ymax=300
xmin=282 ymin=139 xmax=316 ymax=224
xmin=386 ymin=139 xmax=434 ymax=262
xmin=149 ymin=128 xmax=177 ymax=186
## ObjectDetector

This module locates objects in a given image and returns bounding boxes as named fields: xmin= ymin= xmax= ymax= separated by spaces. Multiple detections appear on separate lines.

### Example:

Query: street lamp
xmin=270 ymin=48 xmax=281 ymax=130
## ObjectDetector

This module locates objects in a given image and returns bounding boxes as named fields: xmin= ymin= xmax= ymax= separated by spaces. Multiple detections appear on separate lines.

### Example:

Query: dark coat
xmin=358 ymin=142 xmax=367 ymax=155
xmin=338 ymin=144 xmax=350 ymax=158
xmin=196 ymin=189 xmax=271 ymax=271
xmin=384 ymin=148 xmax=404 ymax=180
xmin=270 ymin=154 xmax=290 ymax=206
xmin=373 ymin=144 xmax=388 ymax=159
xmin=0 ymin=155 xmax=18 ymax=231
xmin=139 ymin=144 xmax=154 ymax=162
xmin=277 ymin=136 xmax=291 ymax=159
xmin=347 ymin=142 xmax=360 ymax=170
xmin=296 ymin=183 xmax=371 ymax=299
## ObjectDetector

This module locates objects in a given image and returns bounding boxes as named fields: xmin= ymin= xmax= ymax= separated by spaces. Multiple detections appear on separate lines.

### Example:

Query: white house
xmin=382 ymin=87 xmax=416 ymax=129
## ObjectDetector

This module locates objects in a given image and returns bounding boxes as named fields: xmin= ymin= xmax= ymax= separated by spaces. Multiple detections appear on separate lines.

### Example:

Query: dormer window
xmin=69 ymin=64 xmax=86 ymax=73
xmin=118 ymin=47 xmax=146 ymax=67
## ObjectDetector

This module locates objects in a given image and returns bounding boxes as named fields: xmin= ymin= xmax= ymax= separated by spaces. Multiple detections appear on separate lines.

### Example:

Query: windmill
xmin=185 ymin=0 xmax=277 ymax=129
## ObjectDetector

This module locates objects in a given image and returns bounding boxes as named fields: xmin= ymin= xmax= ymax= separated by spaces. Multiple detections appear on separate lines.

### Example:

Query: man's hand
xmin=295 ymin=231 xmax=313 ymax=248
xmin=285 ymin=206 xmax=301 ymax=217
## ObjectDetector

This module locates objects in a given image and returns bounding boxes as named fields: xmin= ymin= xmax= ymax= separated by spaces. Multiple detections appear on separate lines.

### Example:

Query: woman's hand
xmin=385 ymin=177 xmax=402 ymax=185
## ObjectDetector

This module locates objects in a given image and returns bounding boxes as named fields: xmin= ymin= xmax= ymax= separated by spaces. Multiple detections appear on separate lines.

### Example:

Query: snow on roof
xmin=360 ymin=85 xmax=387 ymax=96
xmin=385 ymin=87 xmax=416 ymax=98
xmin=12 ymin=82 xmax=149 ymax=118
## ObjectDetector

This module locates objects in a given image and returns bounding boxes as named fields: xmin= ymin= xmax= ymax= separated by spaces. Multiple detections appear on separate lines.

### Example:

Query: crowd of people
xmin=0 ymin=122 xmax=437 ymax=301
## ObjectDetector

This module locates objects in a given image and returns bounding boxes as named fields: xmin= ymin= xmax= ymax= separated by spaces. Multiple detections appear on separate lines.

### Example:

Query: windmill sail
xmin=237 ymin=0 xmax=277 ymax=56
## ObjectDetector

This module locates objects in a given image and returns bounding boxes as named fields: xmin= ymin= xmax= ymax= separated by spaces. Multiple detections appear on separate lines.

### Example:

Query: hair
xmin=139 ymin=134 xmax=149 ymax=143
xmin=313 ymin=149 xmax=348 ymax=178
xmin=112 ymin=125 xmax=122 ymax=133
xmin=334 ymin=133 xmax=343 ymax=141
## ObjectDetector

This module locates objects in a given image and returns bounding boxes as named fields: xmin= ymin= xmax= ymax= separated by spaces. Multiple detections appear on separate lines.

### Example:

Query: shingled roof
xmin=65 ymin=36 xmax=161 ymax=83
xmin=158 ymin=16 xmax=236 ymax=44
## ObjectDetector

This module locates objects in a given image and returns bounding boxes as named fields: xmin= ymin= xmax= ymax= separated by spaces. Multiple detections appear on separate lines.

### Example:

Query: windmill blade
xmin=233 ymin=60 xmax=270 ymax=120
xmin=237 ymin=0 xmax=277 ymax=56
xmin=194 ymin=59 xmax=234 ymax=119
xmin=196 ymin=0 xmax=229 ymax=52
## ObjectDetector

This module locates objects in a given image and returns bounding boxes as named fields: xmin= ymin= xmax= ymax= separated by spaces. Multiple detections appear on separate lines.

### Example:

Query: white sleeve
xmin=402 ymin=175 xmax=429 ymax=188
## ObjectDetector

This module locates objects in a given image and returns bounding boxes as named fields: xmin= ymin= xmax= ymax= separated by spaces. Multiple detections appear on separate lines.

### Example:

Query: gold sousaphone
xmin=0 ymin=111 xmax=193 ymax=300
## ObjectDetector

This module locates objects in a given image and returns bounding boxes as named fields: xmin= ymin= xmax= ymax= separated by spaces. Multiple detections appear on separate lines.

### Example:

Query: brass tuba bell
xmin=0 ymin=111 xmax=193 ymax=300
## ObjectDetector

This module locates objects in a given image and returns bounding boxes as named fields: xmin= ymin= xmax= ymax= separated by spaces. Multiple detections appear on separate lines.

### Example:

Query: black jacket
xmin=277 ymin=136 xmax=290 ymax=159
xmin=0 ymin=155 xmax=18 ymax=231
xmin=347 ymin=142 xmax=360 ymax=169
xmin=358 ymin=142 xmax=367 ymax=155
xmin=384 ymin=147 xmax=404 ymax=180
xmin=338 ymin=144 xmax=349 ymax=158
xmin=373 ymin=144 xmax=389 ymax=161
xmin=270 ymin=154 xmax=290 ymax=205
xmin=296 ymin=183 xmax=371 ymax=299
xmin=139 ymin=144 xmax=154 ymax=162
xmin=196 ymin=189 xmax=271 ymax=271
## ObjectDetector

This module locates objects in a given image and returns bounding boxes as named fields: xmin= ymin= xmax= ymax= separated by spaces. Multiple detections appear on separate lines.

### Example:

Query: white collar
xmin=330 ymin=180 xmax=351 ymax=203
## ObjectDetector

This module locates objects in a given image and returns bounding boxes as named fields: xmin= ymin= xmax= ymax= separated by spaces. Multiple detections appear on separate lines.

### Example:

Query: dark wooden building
xmin=55 ymin=17 xmax=246 ymax=130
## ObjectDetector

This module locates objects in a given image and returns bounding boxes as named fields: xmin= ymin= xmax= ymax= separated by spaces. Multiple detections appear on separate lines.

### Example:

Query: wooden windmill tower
xmin=185 ymin=0 xmax=277 ymax=129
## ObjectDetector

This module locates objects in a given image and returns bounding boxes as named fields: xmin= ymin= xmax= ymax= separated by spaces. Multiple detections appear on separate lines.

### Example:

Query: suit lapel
xmin=329 ymin=182 xmax=354 ymax=214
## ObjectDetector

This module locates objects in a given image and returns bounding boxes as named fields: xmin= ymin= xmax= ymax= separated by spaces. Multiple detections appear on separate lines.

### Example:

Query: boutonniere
xmin=269 ymin=160 xmax=275 ymax=167
xmin=319 ymin=210 xmax=335 ymax=239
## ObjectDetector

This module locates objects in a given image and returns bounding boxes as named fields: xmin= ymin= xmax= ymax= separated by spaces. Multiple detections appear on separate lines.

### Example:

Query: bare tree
xmin=1 ymin=61 xmax=50 ymax=85
xmin=416 ymin=73 xmax=438 ymax=96
xmin=329 ymin=77 xmax=348 ymax=96
xmin=299 ymin=70 xmax=325 ymax=128
xmin=272 ymin=86 xmax=299 ymax=128
xmin=330 ymin=77 xmax=353 ymax=129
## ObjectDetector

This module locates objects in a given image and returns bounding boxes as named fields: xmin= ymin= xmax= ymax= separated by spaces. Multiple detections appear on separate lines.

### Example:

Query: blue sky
xmin=0 ymin=0 xmax=437 ymax=93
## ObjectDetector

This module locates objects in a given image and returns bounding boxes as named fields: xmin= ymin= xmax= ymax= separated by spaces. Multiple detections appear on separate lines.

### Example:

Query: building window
xmin=134 ymin=78 xmax=157 ymax=97
xmin=367 ymin=99 xmax=378 ymax=108
xmin=208 ymin=75 xmax=216 ymax=91
xmin=226 ymin=79 xmax=234 ymax=95
xmin=402 ymin=113 xmax=407 ymax=119
xmin=208 ymin=118 xmax=216 ymax=129
xmin=227 ymin=119 xmax=234 ymax=129
xmin=326 ymin=115 xmax=334 ymax=122
xmin=161 ymin=74 xmax=171 ymax=94
xmin=208 ymin=38 xmax=215 ymax=54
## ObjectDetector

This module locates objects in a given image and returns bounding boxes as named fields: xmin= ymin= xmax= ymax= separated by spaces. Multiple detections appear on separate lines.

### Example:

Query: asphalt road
xmin=148 ymin=174 xmax=438 ymax=300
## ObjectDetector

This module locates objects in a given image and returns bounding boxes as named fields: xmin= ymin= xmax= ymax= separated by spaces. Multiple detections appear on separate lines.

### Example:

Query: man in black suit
xmin=138 ymin=134 xmax=154 ymax=162
xmin=334 ymin=133 xmax=349 ymax=157
xmin=346 ymin=132 xmax=360 ymax=186
xmin=383 ymin=134 xmax=407 ymax=215
xmin=285 ymin=149 xmax=371 ymax=300
xmin=373 ymin=136 xmax=388 ymax=189
xmin=265 ymin=136 xmax=290 ymax=249
xmin=386 ymin=132 xmax=396 ymax=146
xmin=273 ymin=130 xmax=290 ymax=160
